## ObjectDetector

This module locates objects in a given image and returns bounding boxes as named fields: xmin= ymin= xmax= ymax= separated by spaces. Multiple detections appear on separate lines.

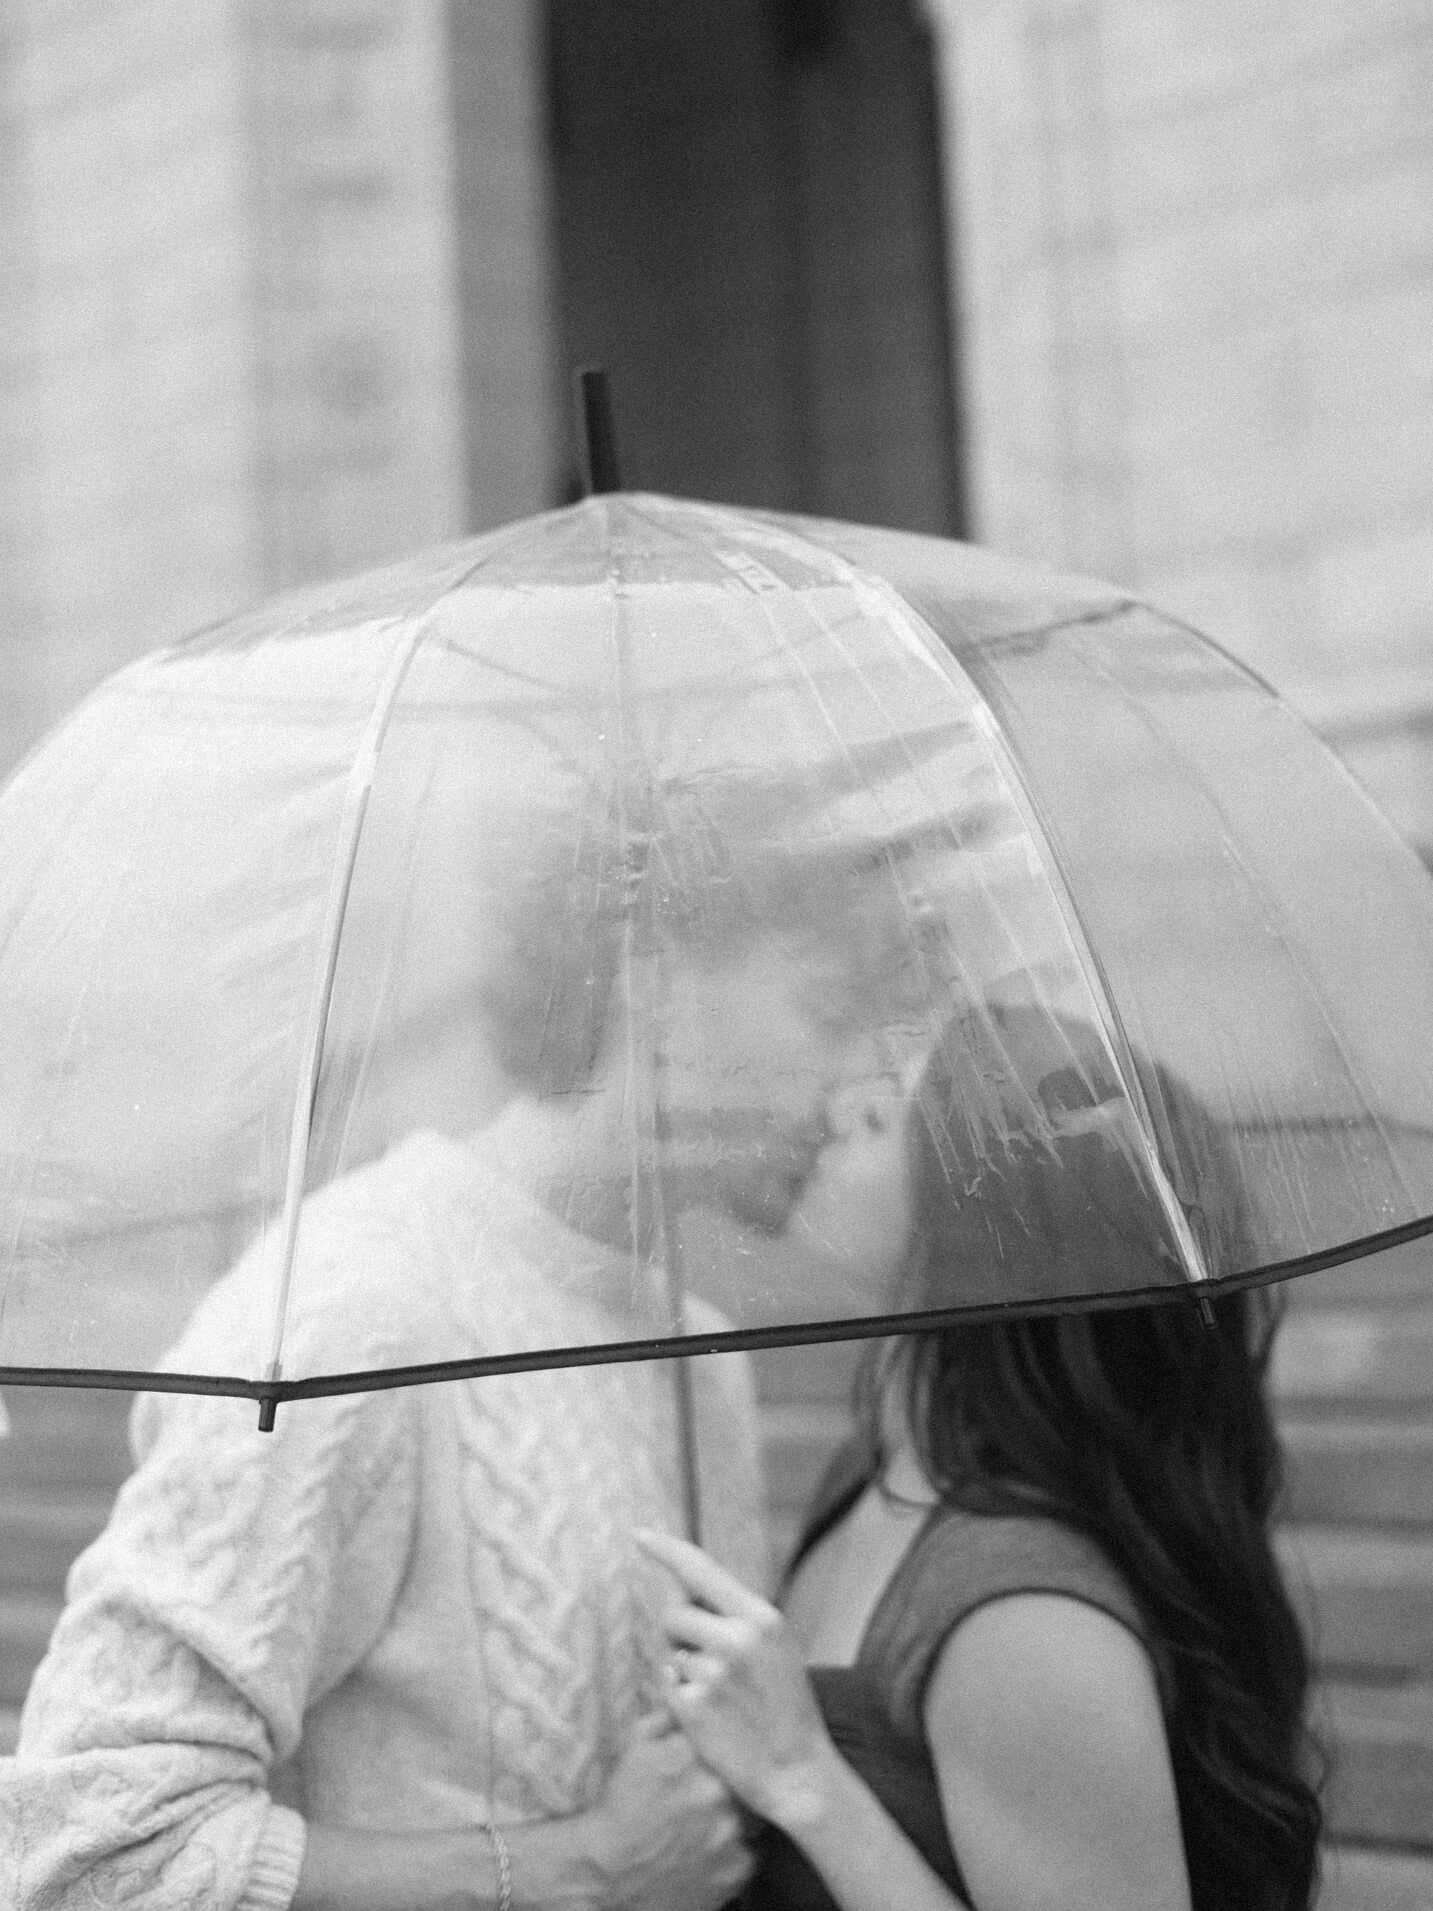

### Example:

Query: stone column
xmin=244 ymin=0 xmax=559 ymax=586
xmin=244 ymin=0 xmax=470 ymax=588
xmin=445 ymin=0 xmax=558 ymax=529
xmin=0 ymin=12 xmax=45 ymax=774
xmin=917 ymin=0 xmax=1131 ymax=578
xmin=0 ymin=0 xmax=260 ymax=766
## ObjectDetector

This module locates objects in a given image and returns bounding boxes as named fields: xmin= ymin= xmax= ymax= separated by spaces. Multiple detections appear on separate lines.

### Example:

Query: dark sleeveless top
xmin=742 ymin=1440 xmax=1168 ymax=1911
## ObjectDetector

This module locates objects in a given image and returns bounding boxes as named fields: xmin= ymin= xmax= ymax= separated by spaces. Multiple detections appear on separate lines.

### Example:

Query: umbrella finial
xmin=574 ymin=366 xmax=623 ymax=495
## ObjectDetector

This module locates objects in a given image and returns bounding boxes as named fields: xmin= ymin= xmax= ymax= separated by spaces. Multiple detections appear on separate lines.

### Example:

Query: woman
xmin=640 ymin=1006 xmax=1323 ymax=1911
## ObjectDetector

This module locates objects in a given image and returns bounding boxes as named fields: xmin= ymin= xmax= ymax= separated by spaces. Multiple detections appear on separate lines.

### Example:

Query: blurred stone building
xmin=1 ymin=0 xmax=1431 ymax=861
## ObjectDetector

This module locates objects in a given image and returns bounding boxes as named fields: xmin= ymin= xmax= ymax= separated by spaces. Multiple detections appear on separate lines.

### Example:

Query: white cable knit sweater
xmin=1 ymin=1128 xmax=768 ymax=1911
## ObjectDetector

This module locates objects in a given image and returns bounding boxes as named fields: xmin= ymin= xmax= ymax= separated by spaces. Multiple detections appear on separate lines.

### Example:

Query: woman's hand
xmin=584 ymin=1710 xmax=755 ymax=1910
xmin=635 ymin=1528 xmax=841 ymax=1835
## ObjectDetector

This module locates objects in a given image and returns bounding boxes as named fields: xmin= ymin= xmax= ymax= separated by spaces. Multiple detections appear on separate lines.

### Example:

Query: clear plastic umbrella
xmin=2 ymin=492 xmax=1432 ymax=1447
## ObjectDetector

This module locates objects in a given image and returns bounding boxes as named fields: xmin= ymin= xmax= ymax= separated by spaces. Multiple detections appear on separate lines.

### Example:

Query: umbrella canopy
xmin=2 ymin=494 xmax=1432 ymax=1415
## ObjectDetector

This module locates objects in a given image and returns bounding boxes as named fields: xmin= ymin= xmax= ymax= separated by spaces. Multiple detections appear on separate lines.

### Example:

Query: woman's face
xmin=789 ymin=1073 xmax=915 ymax=1310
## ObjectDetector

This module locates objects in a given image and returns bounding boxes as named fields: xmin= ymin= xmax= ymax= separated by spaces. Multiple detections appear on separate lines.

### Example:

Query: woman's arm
xmin=637 ymin=1534 xmax=1192 ymax=1911
xmin=922 ymin=1594 xmax=1191 ymax=1911
xmin=636 ymin=1530 xmax=972 ymax=1911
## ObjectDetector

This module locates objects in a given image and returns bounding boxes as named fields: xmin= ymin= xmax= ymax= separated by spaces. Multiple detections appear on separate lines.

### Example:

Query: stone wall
xmin=0 ymin=0 xmax=553 ymax=776
xmin=925 ymin=0 xmax=1433 ymax=855
xmin=446 ymin=0 xmax=557 ymax=530
xmin=244 ymin=0 xmax=469 ymax=590
xmin=0 ymin=0 xmax=256 ymax=766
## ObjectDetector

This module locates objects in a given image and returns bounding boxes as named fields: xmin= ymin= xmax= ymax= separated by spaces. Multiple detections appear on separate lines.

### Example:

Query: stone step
xmin=0 ymin=1488 xmax=114 ymax=1592
xmin=1282 ymin=1412 xmax=1433 ymax=1527
xmin=753 ymin=1338 xmax=864 ymax=1410
xmin=1319 ymin=1679 xmax=1433 ymax=1849
xmin=0 ymin=1386 xmax=134 ymax=1490
xmin=1286 ymin=1240 xmax=1432 ymax=1311
xmin=747 ymin=1299 xmax=1433 ymax=1412
xmin=764 ymin=1435 xmax=1433 ymax=1677
xmin=1278 ymin=1527 xmax=1433 ymax=1681
xmin=0 ymin=1591 xmax=59 ymax=1707
xmin=2 ymin=1629 xmax=1423 ymax=1863
xmin=0 ymin=1549 xmax=1426 ymax=1861
xmin=762 ymin=1401 xmax=849 ymax=1569
xmin=1317 ymin=1844 xmax=1433 ymax=1910
xmin=761 ymin=1399 xmax=851 ymax=1505
xmin=762 ymin=1400 xmax=1433 ymax=1510
xmin=0 ymin=1703 xmax=1421 ymax=1894
xmin=1272 ymin=1308 xmax=1433 ymax=1406
xmin=759 ymin=1422 xmax=1433 ymax=1667
xmin=761 ymin=1402 xmax=1433 ymax=1530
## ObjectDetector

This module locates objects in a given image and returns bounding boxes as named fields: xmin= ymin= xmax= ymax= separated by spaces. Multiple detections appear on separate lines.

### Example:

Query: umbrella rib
xmin=0 ymin=711 xmax=178 ymax=1302
xmin=258 ymin=617 xmax=434 ymax=1398
xmin=979 ymin=698 xmax=1213 ymax=1283
xmin=598 ymin=560 xmax=704 ymax=1542
xmin=618 ymin=504 xmax=1210 ymax=1283
xmin=1066 ymin=607 xmax=1426 ymax=1222
xmin=624 ymin=507 xmax=1206 ymax=1283
xmin=259 ymin=506 xmax=576 ymax=1404
xmin=863 ymin=586 xmax=1216 ymax=1288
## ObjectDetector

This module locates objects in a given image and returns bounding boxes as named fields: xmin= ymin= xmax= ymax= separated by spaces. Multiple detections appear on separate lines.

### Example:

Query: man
xmin=3 ymin=783 xmax=935 ymax=1911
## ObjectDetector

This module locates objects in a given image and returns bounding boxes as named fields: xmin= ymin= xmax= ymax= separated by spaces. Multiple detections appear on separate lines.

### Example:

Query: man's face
xmin=657 ymin=941 xmax=888 ymax=1236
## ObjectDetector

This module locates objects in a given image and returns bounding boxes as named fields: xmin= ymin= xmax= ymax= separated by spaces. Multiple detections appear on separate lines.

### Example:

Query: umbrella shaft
xmin=671 ymin=1354 xmax=702 ymax=1542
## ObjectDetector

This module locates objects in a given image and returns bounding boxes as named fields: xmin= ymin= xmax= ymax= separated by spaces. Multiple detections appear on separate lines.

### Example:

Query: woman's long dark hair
xmin=860 ymin=1010 xmax=1324 ymax=1911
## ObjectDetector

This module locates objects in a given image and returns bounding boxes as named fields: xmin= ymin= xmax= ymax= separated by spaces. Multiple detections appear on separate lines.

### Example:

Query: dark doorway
xmin=545 ymin=0 xmax=965 ymax=533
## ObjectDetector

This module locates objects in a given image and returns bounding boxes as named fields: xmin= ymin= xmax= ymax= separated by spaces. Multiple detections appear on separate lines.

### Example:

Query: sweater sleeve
xmin=1 ymin=1373 xmax=417 ymax=1911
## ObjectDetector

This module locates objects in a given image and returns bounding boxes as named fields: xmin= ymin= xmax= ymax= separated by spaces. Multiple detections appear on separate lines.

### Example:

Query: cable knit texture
xmin=0 ymin=1128 xmax=768 ymax=1909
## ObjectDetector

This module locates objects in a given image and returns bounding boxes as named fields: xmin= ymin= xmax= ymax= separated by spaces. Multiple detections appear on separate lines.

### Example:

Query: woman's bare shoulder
xmin=923 ymin=1595 xmax=1190 ymax=1911
xmin=928 ymin=1589 xmax=1164 ymax=1733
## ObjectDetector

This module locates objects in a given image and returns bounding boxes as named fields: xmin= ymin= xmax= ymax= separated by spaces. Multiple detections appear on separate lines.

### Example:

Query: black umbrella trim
xmin=3 ymin=1205 xmax=1432 ymax=1430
